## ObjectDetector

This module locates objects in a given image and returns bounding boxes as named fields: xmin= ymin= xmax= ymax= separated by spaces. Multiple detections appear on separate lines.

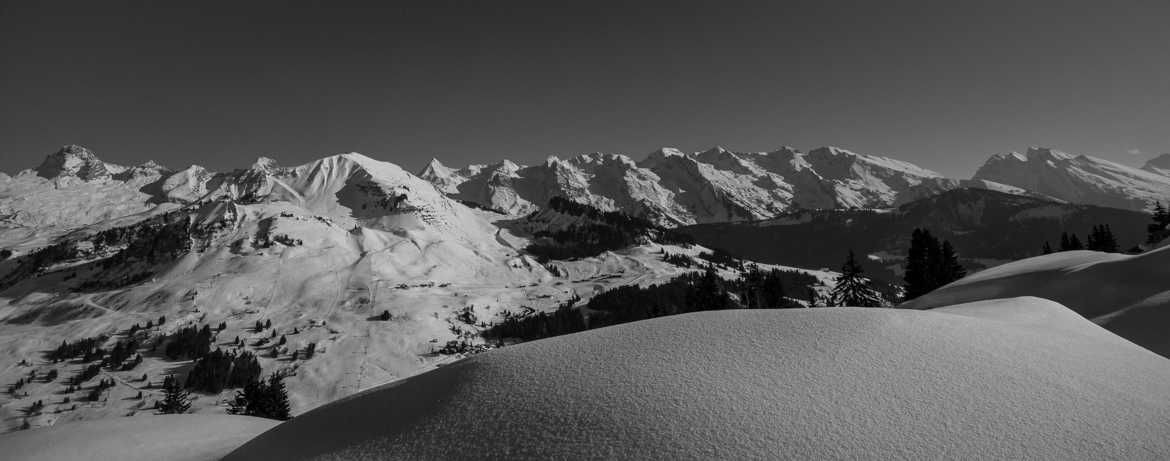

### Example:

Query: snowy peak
xmin=418 ymin=157 xmax=453 ymax=180
xmin=974 ymin=147 xmax=1170 ymax=211
xmin=1141 ymin=153 xmax=1170 ymax=176
xmin=639 ymin=147 xmax=687 ymax=167
xmin=35 ymin=145 xmax=113 ymax=181
xmin=1024 ymin=146 xmax=1074 ymax=161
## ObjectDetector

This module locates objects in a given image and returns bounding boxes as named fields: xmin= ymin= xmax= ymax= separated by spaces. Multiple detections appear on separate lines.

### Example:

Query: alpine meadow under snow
xmin=1 ymin=143 xmax=1169 ymax=459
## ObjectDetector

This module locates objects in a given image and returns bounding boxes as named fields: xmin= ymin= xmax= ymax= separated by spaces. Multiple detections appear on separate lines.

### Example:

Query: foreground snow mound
xmin=227 ymin=302 xmax=1170 ymax=460
xmin=0 ymin=414 xmax=278 ymax=461
xmin=904 ymin=246 xmax=1170 ymax=356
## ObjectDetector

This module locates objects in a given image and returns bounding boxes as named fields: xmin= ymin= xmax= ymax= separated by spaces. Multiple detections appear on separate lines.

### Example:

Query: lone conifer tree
xmin=1068 ymin=234 xmax=1084 ymax=250
xmin=158 ymin=375 xmax=191 ymax=414
xmin=1059 ymin=232 xmax=1072 ymax=251
xmin=830 ymin=250 xmax=883 ymax=307
xmin=903 ymin=229 xmax=932 ymax=301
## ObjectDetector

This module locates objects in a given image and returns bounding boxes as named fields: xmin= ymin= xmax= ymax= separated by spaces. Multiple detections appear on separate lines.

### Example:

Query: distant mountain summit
xmin=1141 ymin=153 xmax=1170 ymax=177
xmin=421 ymin=145 xmax=983 ymax=226
xmin=973 ymin=147 xmax=1170 ymax=211
xmin=35 ymin=145 xmax=115 ymax=181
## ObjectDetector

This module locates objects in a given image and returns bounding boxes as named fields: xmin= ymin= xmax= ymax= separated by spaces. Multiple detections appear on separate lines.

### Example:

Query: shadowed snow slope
xmin=903 ymin=246 xmax=1170 ymax=357
xmin=227 ymin=301 xmax=1170 ymax=460
xmin=0 ymin=414 xmax=278 ymax=461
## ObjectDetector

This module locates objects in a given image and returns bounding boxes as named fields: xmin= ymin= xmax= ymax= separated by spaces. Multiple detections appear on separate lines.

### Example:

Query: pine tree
xmin=263 ymin=374 xmax=291 ymax=420
xmin=902 ymin=229 xmax=931 ymax=301
xmin=829 ymin=250 xmax=883 ymax=307
xmin=1059 ymin=232 xmax=1072 ymax=251
xmin=939 ymin=241 xmax=967 ymax=284
xmin=1068 ymin=234 xmax=1084 ymax=250
xmin=158 ymin=375 xmax=191 ymax=414
xmin=1148 ymin=202 xmax=1170 ymax=244
xmin=1041 ymin=241 xmax=1053 ymax=254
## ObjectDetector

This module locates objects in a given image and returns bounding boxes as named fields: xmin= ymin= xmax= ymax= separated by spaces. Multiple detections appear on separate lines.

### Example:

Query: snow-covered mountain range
xmin=423 ymin=145 xmax=1170 ymax=226
xmin=973 ymin=147 xmax=1170 ymax=212
xmin=1 ymin=143 xmax=1168 ymax=436
xmin=0 ymin=145 xmax=833 ymax=433
xmin=420 ymin=145 xmax=982 ymax=226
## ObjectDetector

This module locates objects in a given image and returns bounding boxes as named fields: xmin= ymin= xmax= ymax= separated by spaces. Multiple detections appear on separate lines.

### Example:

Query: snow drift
xmin=227 ymin=300 xmax=1170 ymax=460
xmin=904 ymin=245 xmax=1170 ymax=357
xmin=0 ymin=414 xmax=277 ymax=461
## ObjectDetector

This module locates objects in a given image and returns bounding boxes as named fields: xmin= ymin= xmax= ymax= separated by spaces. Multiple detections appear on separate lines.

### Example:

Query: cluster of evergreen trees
xmin=902 ymin=229 xmax=966 ymax=301
xmin=1045 ymin=225 xmax=1120 ymax=253
xmin=185 ymin=350 xmax=262 ymax=393
xmin=485 ymin=297 xmax=586 ymax=342
xmin=485 ymin=266 xmax=815 ymax=342
xmin=1085 ymin=225 xmax=1120 ymax=252
xmin=697 ymin=248 xmax=744 ymax=270
xmin=526 ymin=197 xmax=692 ymax=261
xmin=71 ymin=363 xmax=103 ymax=386
xmin=1 ymin=209 xmax=201 ymax=291
xmin=86 ymin=378 xmax=116 ymax=402
xmin=94 ymin=211 xmax=195 ymax=268
xmin=163 ymin=324 xmax=214 ymax=360
xmin=228 ymin=374 xmax=292 ymax=420
xmin=661 ymin=252 xmax=693 ymax=267
xmin=47 ymin=335 xmax=108 ymax=362
xmin=104 ymin=339 xmax=141 ymax=370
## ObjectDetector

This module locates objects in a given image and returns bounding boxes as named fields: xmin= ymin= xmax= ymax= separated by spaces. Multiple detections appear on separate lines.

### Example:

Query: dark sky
xmin=2 ymin=1 xmax=1168 ymax=177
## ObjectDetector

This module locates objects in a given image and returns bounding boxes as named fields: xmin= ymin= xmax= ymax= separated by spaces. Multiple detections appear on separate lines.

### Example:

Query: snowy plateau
xmin=0 ymin=144 xmax=1168 ymax=460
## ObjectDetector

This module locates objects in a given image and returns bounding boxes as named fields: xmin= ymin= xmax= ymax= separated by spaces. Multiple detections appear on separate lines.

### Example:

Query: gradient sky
xmin=2 ymin=1 xmax=1168 ymax=177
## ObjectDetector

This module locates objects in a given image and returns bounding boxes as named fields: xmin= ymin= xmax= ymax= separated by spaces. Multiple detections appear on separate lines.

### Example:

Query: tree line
xmin=485 ymin=265 xmax=816 ymax=342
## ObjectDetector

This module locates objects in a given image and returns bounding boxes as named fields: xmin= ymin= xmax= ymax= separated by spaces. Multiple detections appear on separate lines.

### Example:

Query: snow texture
xmin=0 ymin=414 xmax=277 ymax=461
xmin=227 ymin=301 xmax=1170 ymax=460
